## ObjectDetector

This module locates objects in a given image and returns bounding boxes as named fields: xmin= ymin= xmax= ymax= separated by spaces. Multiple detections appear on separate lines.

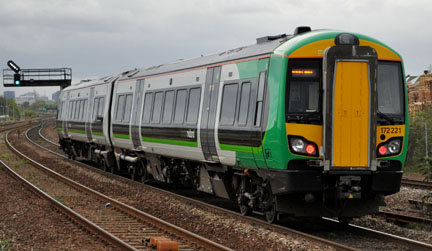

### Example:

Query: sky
xmin=1 ymin=0 xmax=431 ymax=98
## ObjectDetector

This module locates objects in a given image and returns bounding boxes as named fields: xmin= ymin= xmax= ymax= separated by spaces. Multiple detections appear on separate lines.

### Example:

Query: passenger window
xmin=173 ymin=89 xmax=187 ymax=124
xmin=82 ymin=100 xmax=87 ymax=121
xmin=115 ymin=95 xmax=125 ymax=121
xmin=142 ymin=93 xmax=153 ymax=123
xmin=75 ymin=100 xmax=80 ymax=120
xmin=69 ymin=101 xmax=74 ymax=120
xmin=162 ymin=91 xmax=174 ymax=124
xmin=220 ymin=83 xmax=238 ymax=125
xmin=79 ymin=100 xmax=84 ymax=120
xmin=57 ymin=102 xmax=62 ymax=119
xmin=238 ymin=82 xmax=251 ymax=126
xmin=152 ymin=92 xmax=163 ymax=123
xmin=92 ymin=98 xmax=99 ymax=121
xmin=123 ymin=94 xmax=133 ymax=123
xmin=98 ymin=97 xmax=105 ymax=117
xmin=255 ymin=71 xmax=267 ymax=127
xmin=186 ymin=88 xmax=201 ymax=124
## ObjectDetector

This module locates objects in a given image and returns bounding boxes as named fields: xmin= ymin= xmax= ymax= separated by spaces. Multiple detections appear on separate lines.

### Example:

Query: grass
xmin=0 ymin=155 xmax=9 ymax=161
xmin=0 ymin=240 xmax=11 ymax=251
xmin=13 ymin=163 xmax=19 ymax=168
xmin=55 ymin=196 xmax=66 ymax=206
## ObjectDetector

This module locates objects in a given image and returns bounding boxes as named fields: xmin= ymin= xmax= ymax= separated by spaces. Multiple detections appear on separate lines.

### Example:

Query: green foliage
xmin=0 ymin=240 xmax=11 ymax=251
xmin=31 ymin=100 xmax=47 ymax=111
xmin=23 ymin=109 xmax=38 ymax=118
xmin=6 ymin=99 xmax=20 ymax=119
xmin=405 ymin=107 xmax=432 ymax=173
xmin=0 ymin=155 xmax=9 ymax=161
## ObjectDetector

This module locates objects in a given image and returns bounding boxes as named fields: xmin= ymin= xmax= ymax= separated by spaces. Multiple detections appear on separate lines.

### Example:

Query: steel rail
xmin=401 ymin=177 xmax=432 ymax=190
xmin=377 ymin=210 xmax=432 ymax=225
xmin=14 ymin=125 xmax=232 ymax=251
xmin=29 ymin=124 xmax=358 ymax=251
xmin=2 ymin=129 xmax=136 ymax=250
xmin=322 ymin=218 xmax=432 ymax=250
xmin=36 ymin=123 xmax=432 ymax=250
xmin=38 ymin=122 xmax=60 ymax=146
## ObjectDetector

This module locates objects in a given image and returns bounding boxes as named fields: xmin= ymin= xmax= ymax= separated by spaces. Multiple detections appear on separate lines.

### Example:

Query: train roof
xmin=125 ymin=33 xmax=293 ymax=81
xmin=63 ymin=27 xmax=401 ymax=91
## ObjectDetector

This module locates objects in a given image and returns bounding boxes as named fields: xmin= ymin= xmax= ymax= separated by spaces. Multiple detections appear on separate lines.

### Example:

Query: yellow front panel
xmin=333 ymin=61 xmax=369 ymax=167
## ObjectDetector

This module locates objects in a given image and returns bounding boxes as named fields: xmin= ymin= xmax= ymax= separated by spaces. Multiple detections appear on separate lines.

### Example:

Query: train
xmin=56 ymin=26 xmax=408 ymax=223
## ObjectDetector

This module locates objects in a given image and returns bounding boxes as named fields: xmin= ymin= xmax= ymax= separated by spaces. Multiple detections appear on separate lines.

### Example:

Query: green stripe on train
xmin=93 ymin=131 xmax=103 ymax=136
xmin=220 ymin=143 xmax=253 ymax=153
xmin=114 ymin=133 xmax=130 ymax=140
xmin=142 ymin=137 xmax=198 ymax=147
xmin=68 ymin=128 xmax=86 ymax=134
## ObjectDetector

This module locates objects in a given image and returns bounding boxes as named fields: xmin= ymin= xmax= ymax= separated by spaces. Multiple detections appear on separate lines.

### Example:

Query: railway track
xmin=0 ymin=119 xmax=39 ymax=133
xmin=401 ymin=177 xmax=432 ymax=190
xmin=32 ymin=123 xmax=432 ymax=250
xmin=5 ymin=125 xmax=231 ymax=251
xmin=376 ymin=210 xmax=432 ymax=225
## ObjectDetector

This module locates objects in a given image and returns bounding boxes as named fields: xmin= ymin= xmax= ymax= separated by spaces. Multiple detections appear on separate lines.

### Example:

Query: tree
xmin=7 ymin=98 xmax=20 ymax=119
xmin=405 ymin=107 xmax=432 ymax=172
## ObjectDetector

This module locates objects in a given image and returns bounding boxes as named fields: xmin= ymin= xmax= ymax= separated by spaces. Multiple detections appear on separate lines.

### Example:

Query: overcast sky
xmin=1 ymin=0 xmax=431 ymax=97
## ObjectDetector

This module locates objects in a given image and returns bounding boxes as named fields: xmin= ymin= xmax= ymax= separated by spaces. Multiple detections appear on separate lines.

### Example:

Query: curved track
xmin=6 ymin=124 xmax=231 ymax=251
xmin=34 ymin=123 xmax=432 ymax=250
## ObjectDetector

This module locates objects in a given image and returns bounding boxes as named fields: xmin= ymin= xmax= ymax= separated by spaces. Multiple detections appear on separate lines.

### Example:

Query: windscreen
xmin=377 ymin=61 xmax=405 ymax=123
xmin=286 ymin=59 xmax=322 ymax=124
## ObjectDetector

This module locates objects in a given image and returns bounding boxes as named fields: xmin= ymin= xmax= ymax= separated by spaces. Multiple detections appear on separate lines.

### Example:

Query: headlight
xmin=291 ymin=138 xmax=305 ymax=152
xmin=387 ymin=140 xmax=401 ymax=154
xmin=288 ymin=136 xmax=318 ymax=157
xmin=377 ymin=137 xmax=402 ymax=157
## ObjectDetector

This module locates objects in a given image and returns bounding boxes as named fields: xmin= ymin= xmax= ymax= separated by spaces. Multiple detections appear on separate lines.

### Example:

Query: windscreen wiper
xmin=377 ymin=111 xmax=394 ymax=124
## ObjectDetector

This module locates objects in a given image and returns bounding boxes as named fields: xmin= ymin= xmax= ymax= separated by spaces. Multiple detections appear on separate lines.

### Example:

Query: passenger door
xmin=200 ymin=66 xmax=221 ymax=162
xmin=131 ymin=79 xmax=145 ymax=150
xmin=86 ymin=88 xmax=94 ymax=142
xmin=323 ymin=45 xmax=378 ymax=171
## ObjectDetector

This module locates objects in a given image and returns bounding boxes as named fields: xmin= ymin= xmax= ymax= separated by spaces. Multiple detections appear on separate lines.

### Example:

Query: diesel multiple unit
xmin=57 ymin=27 xmax=408 ymax=223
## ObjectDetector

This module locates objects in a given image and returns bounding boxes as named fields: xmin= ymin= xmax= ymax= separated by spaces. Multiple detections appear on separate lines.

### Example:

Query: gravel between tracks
xmin=35 ymin=125 xmax=330 ymax=250
xmin=0 ymin=133 xmax=113 ymax=251
xmin=41 ymin=124 xmax=432 ymax=249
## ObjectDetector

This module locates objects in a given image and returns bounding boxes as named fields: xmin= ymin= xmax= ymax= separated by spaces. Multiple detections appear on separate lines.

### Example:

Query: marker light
xmin=292 ymin=70 xmax=314 ymax=74
xmin=378 ymin=137 xmax=402 ymax=157
xmin=291 ymin=69 xmax=317 ymax=77
xmin=288 ymin=136 xmax=319 ymax=157
xmin=305 ymin=144 xmax=316 ymax=155
xmin=335 ymin=33 xmax=359 ymax=45
xmin=378 ymin=145 xmax=388 ymax=155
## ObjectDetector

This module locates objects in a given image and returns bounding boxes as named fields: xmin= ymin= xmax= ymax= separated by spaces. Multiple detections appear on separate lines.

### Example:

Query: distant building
xmin=52 ymin=91 xmax=60 ymax=101
xmin=407 ymin=74 xmax=432 ymax=115
xmin=3 ymin=91 xmax=15 ymax=100
xmin=15 ymin=91 xmax=49 ymax=105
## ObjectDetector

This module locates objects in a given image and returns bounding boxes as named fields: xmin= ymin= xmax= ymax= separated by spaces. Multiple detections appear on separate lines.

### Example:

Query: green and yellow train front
xmin=262 ymin=30 xmax=407 ymax=217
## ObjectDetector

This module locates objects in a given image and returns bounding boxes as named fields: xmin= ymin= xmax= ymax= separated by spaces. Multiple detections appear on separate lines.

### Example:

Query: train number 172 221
xmin=380 ymin=127 xmax=402 ymax=134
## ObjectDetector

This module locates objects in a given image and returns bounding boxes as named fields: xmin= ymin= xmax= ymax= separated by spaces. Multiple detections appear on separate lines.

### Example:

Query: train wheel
xmin=263 ymin=185 xmax=278 ymax=223
xmin=238 ymin=194 xmax=251 ymax=216
xmin=239 ymin=204 xmax=251 ymax=216
xmin=141 ymin=163 xmax=150 ymax=184
xmin=264 ymin=197 xmax=277 ymax=223
xmin=130 ymin=168 xmax=136 ymax=181
xmin=103 ymin=158 xmax=113 ymax=173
